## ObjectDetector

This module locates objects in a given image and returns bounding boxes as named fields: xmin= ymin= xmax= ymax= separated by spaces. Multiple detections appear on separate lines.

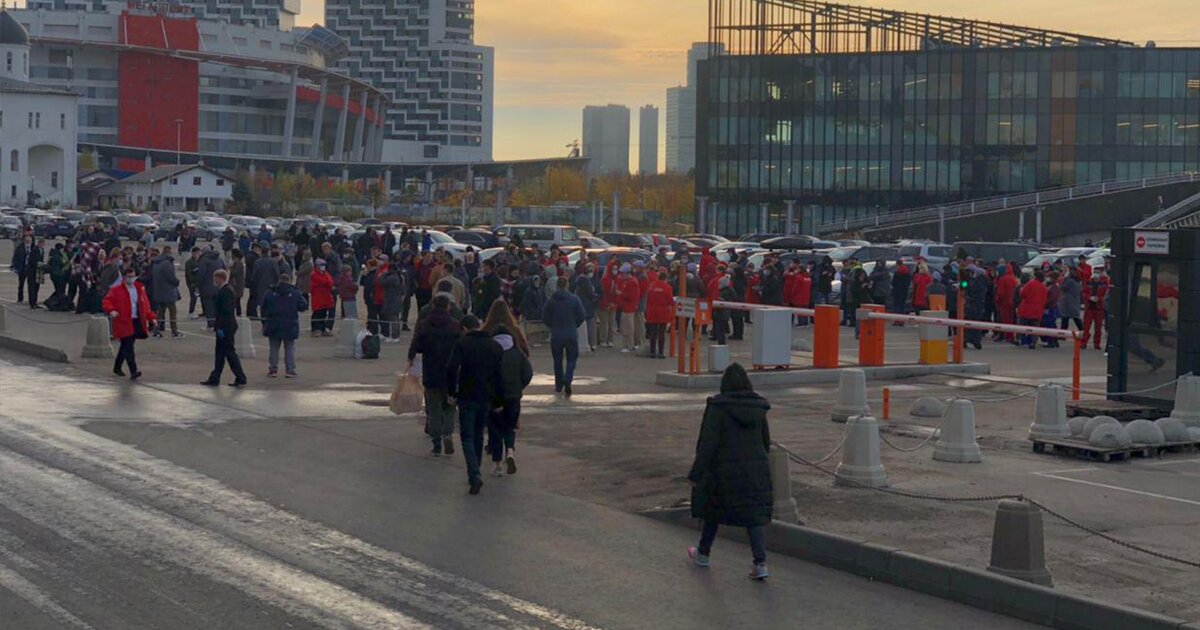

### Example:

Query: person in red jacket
xmin=993 ymin=265 xmax=1018 ymax=343
xmin=103 ymin=267 xmax=157 ymax=380
xmin=912 ymin=263 xmax=933 ymax=312
xmin=643 ymin=271 xmax=675 ymax=359
xmin=1017 ymin=270 xmax=1049 ymax=349
xmin=309 ymin=258 xmax=336 ymax=337
xmin=597 ymin=257 xmax=620 ymax=348
xmin=744 ymin=264 xmax=761 ymax=306
xmin=614 ymin=264 xmax=642 ymax=352
xmin=1076 ymin=255 xmax=1092 ymax=284
xmin=789 ymin=263 xmax=813 ymax=326
xmin=699 ymin=250 xmax=718 ymax=287
xmin=1081 ymin=268 xmax=1110 ymax=349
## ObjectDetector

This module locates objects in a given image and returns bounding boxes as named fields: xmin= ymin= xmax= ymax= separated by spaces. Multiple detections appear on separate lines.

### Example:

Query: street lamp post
xmin=174 ymin=118 xmax=183 ymax=165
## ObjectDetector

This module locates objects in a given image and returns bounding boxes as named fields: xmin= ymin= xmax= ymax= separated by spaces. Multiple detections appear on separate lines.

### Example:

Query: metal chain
xmin=773 ymin=440 xmax=1200 ymax=569
xmin=810 ymin=435 xmax=847 ymax=465
xmin=0 ymin=307 xmax=94 ymax=325
xmin=879 ymin=429 xmax=940 ymax=452
xmin=1082 ymin=376 xmax=1186 ymax=398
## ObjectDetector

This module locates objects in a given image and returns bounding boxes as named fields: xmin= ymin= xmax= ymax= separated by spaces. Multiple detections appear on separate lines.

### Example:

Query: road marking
xmin=1143 ymin=458 xmax=1200 ymax=467
xmin=0 ymin=415 xmax=603 ymax=630
xmin=1031 ymin=471 xmax=1200 ymax=508
xmin=0 ymin=557 xmax=94 ymax=629
xmin=1034 ymin=466 xmax=1099 ymax=475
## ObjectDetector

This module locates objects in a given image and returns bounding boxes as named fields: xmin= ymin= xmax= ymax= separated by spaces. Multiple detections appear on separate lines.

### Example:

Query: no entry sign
xmin=1133 ymin=230 xmax=1170 ymax=255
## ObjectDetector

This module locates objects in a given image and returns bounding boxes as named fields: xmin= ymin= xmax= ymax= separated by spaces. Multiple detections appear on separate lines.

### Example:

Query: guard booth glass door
xmin=1123 ymin=260 xmax=1179 ymax=402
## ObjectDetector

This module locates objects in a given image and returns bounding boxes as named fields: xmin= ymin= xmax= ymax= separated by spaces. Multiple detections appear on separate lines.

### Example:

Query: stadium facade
xmin=695 ymin=0 xmax=1200 ymax=236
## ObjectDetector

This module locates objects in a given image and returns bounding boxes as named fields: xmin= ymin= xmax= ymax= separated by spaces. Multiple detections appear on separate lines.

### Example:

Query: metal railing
xmin=1136 ymin=190 xmax=1200 ymax=228
xmin=817 ymin=171 xmax=1200 ymax=235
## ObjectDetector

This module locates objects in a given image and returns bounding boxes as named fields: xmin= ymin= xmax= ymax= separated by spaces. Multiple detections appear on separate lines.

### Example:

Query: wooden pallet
xmin=1032 ymin=437 xmax=1155 ymax=462
xmin=1066 ymin=399 xmax=1166 ymax=421
xmin=1153 ymin=441 xmax=1200 ymax=455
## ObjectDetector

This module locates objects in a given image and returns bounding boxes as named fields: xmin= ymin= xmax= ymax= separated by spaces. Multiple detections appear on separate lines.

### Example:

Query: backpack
xmin=44 ymin=293 xmax=73 ymax=312
xmin=360 ymin=332 xmax=381 ymax=360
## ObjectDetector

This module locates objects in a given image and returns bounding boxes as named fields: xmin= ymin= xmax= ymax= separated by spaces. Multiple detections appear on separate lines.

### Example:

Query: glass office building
xmin=696 ymin=0 xmax=1200 ymax=236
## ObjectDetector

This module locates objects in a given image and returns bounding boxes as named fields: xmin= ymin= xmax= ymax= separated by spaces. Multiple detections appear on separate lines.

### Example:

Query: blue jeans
xmin=699 ymin=520 xmax=766 ymax=564
xmin=551 ymin=337 xmax=579 ymax=390
xmin=458 ymin=400 xmax=490 ymax=484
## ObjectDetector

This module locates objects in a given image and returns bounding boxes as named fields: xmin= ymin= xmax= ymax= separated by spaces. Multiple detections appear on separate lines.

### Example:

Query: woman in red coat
xmin=1017 ymin=270 xmax=1049 ymax=349
xmin=309 ymin=259 xmax=336 ymax=336
xmin=102 ymin=267 xmax=157 ymax=380
xmin=644 ymin=271 xmax=675 ymax=359
xmin=789 ymin=265 xmax=812 ymax=325
xmin=912 ymin=263 xmax=933 ymax=311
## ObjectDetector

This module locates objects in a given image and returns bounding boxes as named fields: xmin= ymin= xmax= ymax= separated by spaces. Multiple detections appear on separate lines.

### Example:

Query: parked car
xmin=59 ymin=210 xmax=86 ymax=227
xmin=578 ymin=234 xmax=612 ymax=249
xmin=229 ymin=215 xmax=273 ymax=236
xmin=1021 ymin=248 xmax=1100 ymax=274
xmin=195 ymin=217 xmax=231 ymax=241
xmin=36 ymin=217 xmax=77 ymax=239
xmin=566 ymin=246 xmax=653 ymax=272
xmin=0 ymin=215 xmax=23 ymax=238
xmin=761 ymin=235 xmax=821 ymax=250
xmin=897 ymin=242 xmax=953 ymax=267
xmin=951 ymin=241 xmax=1042 ymax=266
xmin=682 ymin=233 xmax=730 ymax=244
xmin=393 ymin=229 xmax=471 ymax=259
xmin=119 ymin=213 xmax=160 ymax=238
xmin=494 ymin=224 xmax=582 ymax=249
xmin=596 ymin=232 xmax=652 ymax=249
xmin=448 ymin=229 xmax=500 ymax=249
xmin=82 ymin=212 xmax=119 ymax=230
xmin=737 ymin=233 xmax=785 ymax=243
xmin=827 ymin=245 xmax=901 ymax=269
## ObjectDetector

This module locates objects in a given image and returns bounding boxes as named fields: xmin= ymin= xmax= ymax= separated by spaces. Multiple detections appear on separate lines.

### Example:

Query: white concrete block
xmin=1067 ymin=416 xmax=1088 ymax=437
xmin=835 ymin=415 xmax=889 ymax=488
xmin=334 ymin=317 xmax=362 ymax=359
xmin=910 ymin=396 xmax=947 ymax=418
xmin=1082 ymin=415 xmax=1120 ymax=438
xmin=1088 ymin=424 xmax=1132 ymax=449
xmin=1156 ymin=417 xmax=1191 ymax=442
xmin=1126 ymin=419 xmax=1166 ymax=446
xmin=1170 ymin=375 xmax=1200 ymax=427
xmin=1028 ymin=384 xmax=1069 ymax=440
xmin=934 ymin=400 xmax=982 ymax=463
xmin=81 ymin=316 xmax=114 ymax=359
xmin=831 ymin=368 xmax=871 ymax=424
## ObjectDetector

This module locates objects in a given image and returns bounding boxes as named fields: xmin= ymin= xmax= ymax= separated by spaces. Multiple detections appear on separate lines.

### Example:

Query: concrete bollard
xmin=234 ymin=317 xmax=256 ymax=359
xmin=1028 ymin=384 xmax=1069 ymax=441
xmin=335 ymin=317 xmax=362 ymax=358
xmin=834 ymin=415 xmax=889 ymax=488
xmin=934 ymin=400 xmax=982 ymax=463
xmin=831 ymin=368 xmax=871 ymax=423
xmin=987 ymin=499 xmax=1053 ymax=586
xmin=769 ymin=446 xmax=801 ymax=524
xmin=709 ymin=344 xmax=730 ymax=373
xmin=0 ymin=303 xmax=7 ymax=334
xmin=80 ymin=316 xmax=114 ymax=358
xmin=919 ymin=310 xmax=949 ymax=364
xmin=1169 ymin=374 xmax=1200 ymax=427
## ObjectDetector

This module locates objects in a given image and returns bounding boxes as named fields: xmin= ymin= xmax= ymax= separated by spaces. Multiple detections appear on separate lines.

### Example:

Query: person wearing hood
xmin=309 ymin=258 xmax=336 ymax=337
xmin=1017 ymin=270 xmax=1048 ymax=349
xmin=686 ymin=363 xmax=773 ymax=580
xmin=571 ymin=263 xmax=600 ymax=351
xmin=542 ymin=276 xmax=586 ymax=395
xmin=815 ymin=256 xmax=836 ymax=305
xmin=379 ymin=260 xmax=406 ymax=343
xmin=489 ymin=324 xmax=533 ymax=477
xmin=335 ymin=266 xmax=359 ymax=319
xmin=196 ymin=247 xmax=226 ymax=329
xmin=519 ymin=273 xmax=548 ymax=330
xmin=1058 ymin=268 xmax=1083 ymax=334
xmin=889 ymin=261 xmax=912 ymax=322
xmin=645 ymin=271 xmax=676 ymax=357
xmin=993 ymin=264 xmax=1018 ymax=343
xmin=261 ymin=273 xmax=308 ymax=378
xmin=149 ymin=245 xmax=182 ymax=338
xmin=473 ymin=259 xmax=502 ymax=320
xmin=963 ymin=266 xmax=989 ymax=350
xmin=446 ymin=314 xmax=504 ymax=495
xmin=408 ymin=294 xmax=464 ymax=457
xmin=296 ymin=250 xmax=314 ymax=301
xmin=711 ymin=275 xmax=738 ymax=345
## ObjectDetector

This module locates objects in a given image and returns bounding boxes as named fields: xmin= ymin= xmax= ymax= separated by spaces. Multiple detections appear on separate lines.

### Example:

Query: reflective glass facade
xmin=696 ymin=48 xmax=1200 ymax=236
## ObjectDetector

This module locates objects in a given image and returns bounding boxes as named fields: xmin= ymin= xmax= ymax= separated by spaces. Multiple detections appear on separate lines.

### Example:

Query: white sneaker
xmin=620 ymin=348 xmax=632 ymax=353
xmin=505 ymin=449 xmax=517 ymax=475
xmin=491 ymin=462 xmax=505 ymax=477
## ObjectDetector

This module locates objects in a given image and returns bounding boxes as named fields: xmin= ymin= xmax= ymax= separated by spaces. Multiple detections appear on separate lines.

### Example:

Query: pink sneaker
xmin=687 ymin=547 xmax=710 ymax=568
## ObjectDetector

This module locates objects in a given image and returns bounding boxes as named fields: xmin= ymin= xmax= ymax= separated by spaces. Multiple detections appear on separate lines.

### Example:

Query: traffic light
xmin=960 ymin=279 xmax=969 ymax=289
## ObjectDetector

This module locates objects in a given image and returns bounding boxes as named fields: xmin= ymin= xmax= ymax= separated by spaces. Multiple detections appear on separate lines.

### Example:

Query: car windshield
xmin=828 ymin=247 xmax=860 ymax=261
xmin=428 ymin=231 xmax=454 ymax=244
xmin=127 ymin=215 xmax=153 ymax=224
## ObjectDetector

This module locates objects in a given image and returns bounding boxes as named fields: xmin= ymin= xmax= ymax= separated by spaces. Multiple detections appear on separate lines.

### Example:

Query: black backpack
xmin=361 ymin=333 xmax=381 ymax=360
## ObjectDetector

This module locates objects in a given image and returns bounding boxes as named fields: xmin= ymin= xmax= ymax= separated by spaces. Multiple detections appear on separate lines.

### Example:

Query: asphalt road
xmin=0 ymin=353 xmax=1038 ymax=629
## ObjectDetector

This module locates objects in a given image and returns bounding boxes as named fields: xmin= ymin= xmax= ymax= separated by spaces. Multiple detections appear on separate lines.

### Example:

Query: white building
xmin=326 ymin=0 xmax=494 ymax=164
xmin=119 ymin=164 xmax=231 ymax=212
xmin=0 ymin=10 xmax=78 ymax=208
xmin=582 ymin=104 xmax=630 ymax=176
xmin=638 ymin=105 xmax=658 ymax=176
xmin=27 ymin=0 xmax=300 ymax=30
xmin=666 ymin=42 xmax=724 ymax=174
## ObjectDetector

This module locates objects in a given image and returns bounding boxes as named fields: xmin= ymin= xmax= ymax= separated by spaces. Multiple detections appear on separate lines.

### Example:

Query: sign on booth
xmin=1133 ymin=230 xmax=1170 ymax=255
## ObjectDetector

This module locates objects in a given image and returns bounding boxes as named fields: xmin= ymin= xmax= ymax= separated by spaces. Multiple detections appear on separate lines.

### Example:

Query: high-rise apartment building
xmin=27 ymin=0 xmax=301 ymax=29
xmin=582 ymin=104 xmax=630 ymax=176
xmin=326 ymin=0 xmax=494 ymax=163
xmin=638 ymin=105 xmax=658 ymax=175
xmin=666 ymin=42 xmax=725 ymax=174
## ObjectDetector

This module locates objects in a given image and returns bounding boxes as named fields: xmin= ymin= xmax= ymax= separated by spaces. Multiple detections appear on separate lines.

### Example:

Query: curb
xmin=0 ymin=333 xmax=70 ymax=363
xmin=641 ymin=506 xmax=1189 ymax=630
xmin=655 ymin=362 xmax=990 ymax=389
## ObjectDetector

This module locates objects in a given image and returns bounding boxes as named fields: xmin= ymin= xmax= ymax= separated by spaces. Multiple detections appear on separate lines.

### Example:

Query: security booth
xmin=1107 ymin=228 xmax=1200 ymax=409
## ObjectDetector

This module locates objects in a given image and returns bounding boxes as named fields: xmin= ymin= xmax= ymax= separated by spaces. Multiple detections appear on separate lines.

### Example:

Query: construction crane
xmin=566 ymin=140 xmax=581 ymax=158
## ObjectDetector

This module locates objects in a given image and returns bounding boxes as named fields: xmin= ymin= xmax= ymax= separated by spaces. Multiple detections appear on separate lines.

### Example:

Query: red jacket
xmin=1018 ymin=279 xmax=1048 ymax=320
xmin=614 ymin=275 xmax=641 ymax=313
xmin=699 ymin=253 xmax=718 ymax=287
xmin=1077 ymin=261 xmax=1092 ymax=282
xmin=599 ymin=259 xmax=620 ymax=310
xmin=912 ymin=272 xmax=933 ymax=309
xmin=310 ymin=270 xmax=335 ymax=311
xmin=789 ymin=271 xmax=812 ymax=307
xmin=102 ymin=281 xmax=156 ymax=340
xmin=1082 ymin=276 xmax=1109 ymax=311
xmin=644 ymin=280 xmax=675 ymax=324
xmin=745 ymin=274 xmax=761 ymax=304
xmin=994 ymin=273 xmax=1018 ymax=308
xmin=373 ymin=264 xmax=388 ymax=306
xmin=705 ymin=275 xmax=721 ymax=302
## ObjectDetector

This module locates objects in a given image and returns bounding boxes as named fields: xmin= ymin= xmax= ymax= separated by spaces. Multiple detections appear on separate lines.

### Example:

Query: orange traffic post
xmin=1072 ymin=335 xmax=1082 ymax=401
xmin=953 ymin=291 xmax=966 ymax=364
xmin=857 ymin=304 xmax=886 ymax=367
xmin=928 ymin=294 xmax=947 ymax=312
xmin=882 ymin=387 xmax=891 ymax=420
xmin=812 ymin=305 xmax=840 ymax=369
xmin=669 ymin=321 xmax=676 ymax=357
xmin=690 ymin=321 xmax=701 ymax=375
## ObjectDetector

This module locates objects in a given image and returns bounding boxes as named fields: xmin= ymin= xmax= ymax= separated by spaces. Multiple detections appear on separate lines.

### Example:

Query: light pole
xmin=174 ymin=118 xmax=183 ymax=165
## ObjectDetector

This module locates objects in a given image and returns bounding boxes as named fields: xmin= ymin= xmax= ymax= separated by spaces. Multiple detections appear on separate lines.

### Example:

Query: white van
xmin=494 ymin=224 xmax=581 ymax=249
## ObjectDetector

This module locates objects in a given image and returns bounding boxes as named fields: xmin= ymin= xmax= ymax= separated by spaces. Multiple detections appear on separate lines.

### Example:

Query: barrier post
xmin=954 ymin=289 xmax=966 ymax=364
xmin=812 ymin=305 xmax=840 ymax=368
xmin=690 ymin=319 xmax=700 ymax=375
xmin=928 ymin=294 xmax=947 ymax=312
xmin=669 ymin=321 xmax=676 ymax=358
xmin=677 ymin=265 xmax=687 ymax=375
xmin=857 ymin=304 xmax=885 ymax=367
xmin=919 ymin=310 xmax=949 ymax=365
xmin=1072 ymin=335 xmax=1082 ymax=401
xmin=882 ymin=387 xmax=891 ymax=420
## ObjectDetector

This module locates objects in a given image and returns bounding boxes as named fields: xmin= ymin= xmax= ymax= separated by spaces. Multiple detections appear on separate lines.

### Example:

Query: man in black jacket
xmin=472 ymin=259 xmax=501 ymax=319
xmin=201 ymin=269 xmax=248 ymax=387
xmin=408 ymin=295 xmax=464 ymax=456
xmin=446 ymin=314 xmax=503 ymax=494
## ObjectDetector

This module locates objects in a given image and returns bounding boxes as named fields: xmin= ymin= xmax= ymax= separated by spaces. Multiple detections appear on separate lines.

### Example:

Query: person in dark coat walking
xmin=261 ymin=273 xmax=308 ymax=378
xmin=489 ymin=324 xmax=533 ymax=477
xmin=542 ymin=276 xmax=586 ymax=396
xmin=250 ymin=249 xmax=284 ymax=314
xmin=408 ymin=295 xmax=463 ymax=456
xmin=687 ymin=363 xmax=773 ymax=580
xmin=229 ymin=249 xmax=246 ymax=317
xmin=150 ymin=246 xmax=182 ymax=337
xmin=201 ymin=269 xmax=248 ymax=387
xmin=196 ymin=248 xmax=226 ymax=329
xmin=473 ymin=260 xmax=502 ymax=319
xmin=963 ymin=266 xmax=989 ymax=350
xmin=446 ymin=314 xmax=503 ymax=495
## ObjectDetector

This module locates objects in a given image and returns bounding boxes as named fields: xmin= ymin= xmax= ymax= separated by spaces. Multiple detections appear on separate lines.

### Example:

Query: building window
xmin=35 ymin=113 xmax=40 ymax=129
xmin=51 ymin=171 xmax=59 ymax=189
xmin=216 ymin=179 xmax=225 ymax=186
xmin=171 ymin=178 xmax=178 ymax=185
xmin=60 ymin=113 xmax=66 ymax=130
xmin=28 ymin=112 xmax=33 ymax=129
xmin=193 ymin=176 xmax=202 ymax=186
xmin=10 ymin=150 xmax=18 ymax=172
xmin=4 ymin=52 xmax=11 ymax=73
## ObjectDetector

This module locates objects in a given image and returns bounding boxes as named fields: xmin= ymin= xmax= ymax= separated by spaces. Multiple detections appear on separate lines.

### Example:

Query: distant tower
xmin=667 ymin=42 xmax=725 ymax=174
xmin=582 ymin=104 xmax=631 ymax=176
xmin=638 ymin=105 xmax=659 ymax=176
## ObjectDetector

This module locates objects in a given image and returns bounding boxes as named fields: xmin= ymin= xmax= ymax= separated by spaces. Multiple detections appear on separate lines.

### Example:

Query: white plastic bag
xmin=410 ymin=354 xmax=423 ymax=379
xmin=354 ymin=328 xmax=369 ymax=359
xmin=577 ymin=322 xmax=591 ymax=352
